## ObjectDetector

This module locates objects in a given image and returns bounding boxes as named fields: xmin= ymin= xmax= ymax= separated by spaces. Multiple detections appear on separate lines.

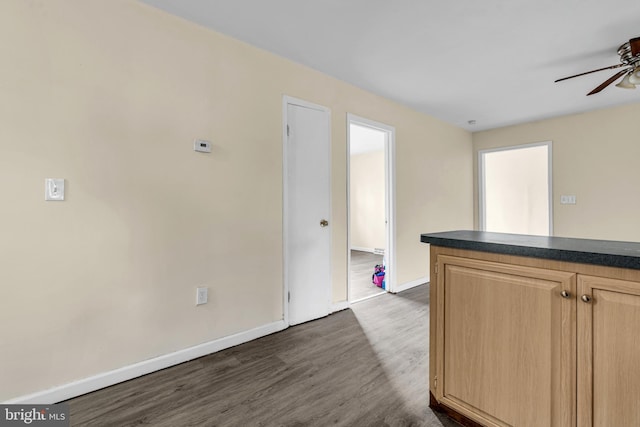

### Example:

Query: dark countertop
xmin=421 ymin=230 xmax=640 ymax=270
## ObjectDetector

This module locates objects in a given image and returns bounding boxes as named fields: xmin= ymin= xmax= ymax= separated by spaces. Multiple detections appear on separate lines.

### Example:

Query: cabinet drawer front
xmin=436 ymin=256 xmax=575 ymax=427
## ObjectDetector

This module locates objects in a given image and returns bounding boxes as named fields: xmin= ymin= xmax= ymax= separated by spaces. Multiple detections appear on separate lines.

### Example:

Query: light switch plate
xmin=560 ymin=195 xmax=576 ymax=204
xmin=45 ymin=179 xmax=65 ymax=201
xmin=194 ymin=139 xmax=211 ymax=153
xmin=196 ymin=287 xmax=208 ymax=305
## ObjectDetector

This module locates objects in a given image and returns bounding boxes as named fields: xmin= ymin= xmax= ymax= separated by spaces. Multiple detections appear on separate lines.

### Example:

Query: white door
xmin=284 ymin=97 xmax=331 ymax=326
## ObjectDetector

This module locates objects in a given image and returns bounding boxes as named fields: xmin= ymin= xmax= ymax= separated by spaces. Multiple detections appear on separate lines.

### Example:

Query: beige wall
xmin=0 ymin=0 xmax=472 ymax=400
xmin=350 ymin=150 xmax=386 ymax=250
xmin=473 ymin=102 xmax=640 ymax=241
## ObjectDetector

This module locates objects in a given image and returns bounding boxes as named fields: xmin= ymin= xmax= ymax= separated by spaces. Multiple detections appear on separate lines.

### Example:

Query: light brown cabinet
xmin=430 ymin=247 xmax=640 ymax=427
xmin=577 ymin=275 xmax=640 ymax=427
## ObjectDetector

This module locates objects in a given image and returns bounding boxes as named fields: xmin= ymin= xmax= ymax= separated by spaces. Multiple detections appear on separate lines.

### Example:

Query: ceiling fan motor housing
xmin=620 ymin=37 xmax=640 ymax=86
xmin=618 ymin=38 xmax=640 ymax=66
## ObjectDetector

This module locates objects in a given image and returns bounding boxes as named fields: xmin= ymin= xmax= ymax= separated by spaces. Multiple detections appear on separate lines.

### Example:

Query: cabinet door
xmin=436 ymin=256 xmax=576 ymax=427
xmin=578 ymin=275 xmax=640 ymax=427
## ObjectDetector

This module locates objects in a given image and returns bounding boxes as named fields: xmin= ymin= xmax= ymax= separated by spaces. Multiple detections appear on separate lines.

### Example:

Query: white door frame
xmin=282 ymin=95 xmax=332 ymax=326
xmin=347 ymin=113 xmax=396 ymax=300
xmin=478 ymin=140 xmax=553 ymax=235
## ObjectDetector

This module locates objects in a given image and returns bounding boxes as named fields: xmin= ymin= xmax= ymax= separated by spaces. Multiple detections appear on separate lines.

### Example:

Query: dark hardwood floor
xmin=66 ymin=285 xmax=458 ymax=427
xmin=350 ymin=250 xmax=385 ymax=301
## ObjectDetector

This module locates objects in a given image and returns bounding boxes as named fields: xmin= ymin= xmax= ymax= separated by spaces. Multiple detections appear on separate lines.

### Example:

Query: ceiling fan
xmin=555 ymin=36 xmax=640 ymax=95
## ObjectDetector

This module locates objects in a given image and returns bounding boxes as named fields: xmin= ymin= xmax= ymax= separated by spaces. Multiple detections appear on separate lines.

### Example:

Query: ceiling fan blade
xmin=555 ymin=63 xmax=626 ymax=83
xmin=631 ymin=37 xmax=640 ymax=56
xmin=587 ymin=69 xmax=629 ymax=95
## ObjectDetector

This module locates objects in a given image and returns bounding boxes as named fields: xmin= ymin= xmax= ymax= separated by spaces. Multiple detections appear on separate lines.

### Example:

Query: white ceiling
xmin=140 ymin=0 xmax=640 ymax=131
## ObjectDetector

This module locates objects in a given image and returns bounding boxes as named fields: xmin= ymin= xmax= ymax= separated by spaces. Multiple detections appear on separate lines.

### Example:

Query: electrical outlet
xmin=45 ymin=178 xmax=65 ymax=201
xmin=560 ymin=195 xmax=577 ymax=204
xmin=196 ymin=287 xmax=208 ymax=305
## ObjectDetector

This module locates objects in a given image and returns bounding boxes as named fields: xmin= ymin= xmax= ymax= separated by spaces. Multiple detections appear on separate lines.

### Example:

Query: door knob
xmin=560 ymin=290 xmax=571 ymax=299
xmin=581 ymin=295 xmax=592 ymax=303
xmin=320 ymin=219 xmax=329 ymax=227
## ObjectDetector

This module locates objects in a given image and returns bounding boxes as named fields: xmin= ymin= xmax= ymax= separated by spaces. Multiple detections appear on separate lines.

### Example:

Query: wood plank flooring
xmin=66 ymin=285 xmax=458 ymax=427
xmin=350 ymin=250 xmax=385 ymax=301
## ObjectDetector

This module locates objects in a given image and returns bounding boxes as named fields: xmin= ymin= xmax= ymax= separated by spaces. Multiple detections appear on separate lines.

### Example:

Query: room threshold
xmin=351 ymin=291 xmax=387 ymax=304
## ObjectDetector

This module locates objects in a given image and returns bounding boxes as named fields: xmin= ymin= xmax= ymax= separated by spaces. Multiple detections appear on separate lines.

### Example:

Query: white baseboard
xmin=393 ymin=275 xmax=429 ymax=293
xmin=350 ymin=246 xmax=375 ymax=253
xmin=331 ymin=300 xmax=350 ymax=313
xmin=5 ymin=320 xmax=288 ymax=405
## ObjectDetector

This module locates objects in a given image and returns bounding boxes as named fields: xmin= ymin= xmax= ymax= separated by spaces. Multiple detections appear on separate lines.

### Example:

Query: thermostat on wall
xmin=193 ymin=139 xmax=211 ymax=153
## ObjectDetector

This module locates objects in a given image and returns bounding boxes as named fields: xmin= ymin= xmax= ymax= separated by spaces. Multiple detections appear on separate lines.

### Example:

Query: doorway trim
xmin=478 ymin=140 xmax=553 ymax=235
xmin=283 ymin=95 xmax=332 ymax=326
xmin=347 ymin=113 xmax=396 ymax=301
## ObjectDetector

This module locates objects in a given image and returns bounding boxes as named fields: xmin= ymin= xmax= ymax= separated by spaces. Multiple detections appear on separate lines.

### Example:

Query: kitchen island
xmin=421 ymin=230 xmax=640 ymax=427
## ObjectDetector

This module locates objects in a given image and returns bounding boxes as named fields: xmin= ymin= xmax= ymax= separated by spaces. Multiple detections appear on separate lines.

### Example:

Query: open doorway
xmin=479 ymin=141 xmax=553 ymax=236
xmin=347 ymin=114 xmax=395 ymax=302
